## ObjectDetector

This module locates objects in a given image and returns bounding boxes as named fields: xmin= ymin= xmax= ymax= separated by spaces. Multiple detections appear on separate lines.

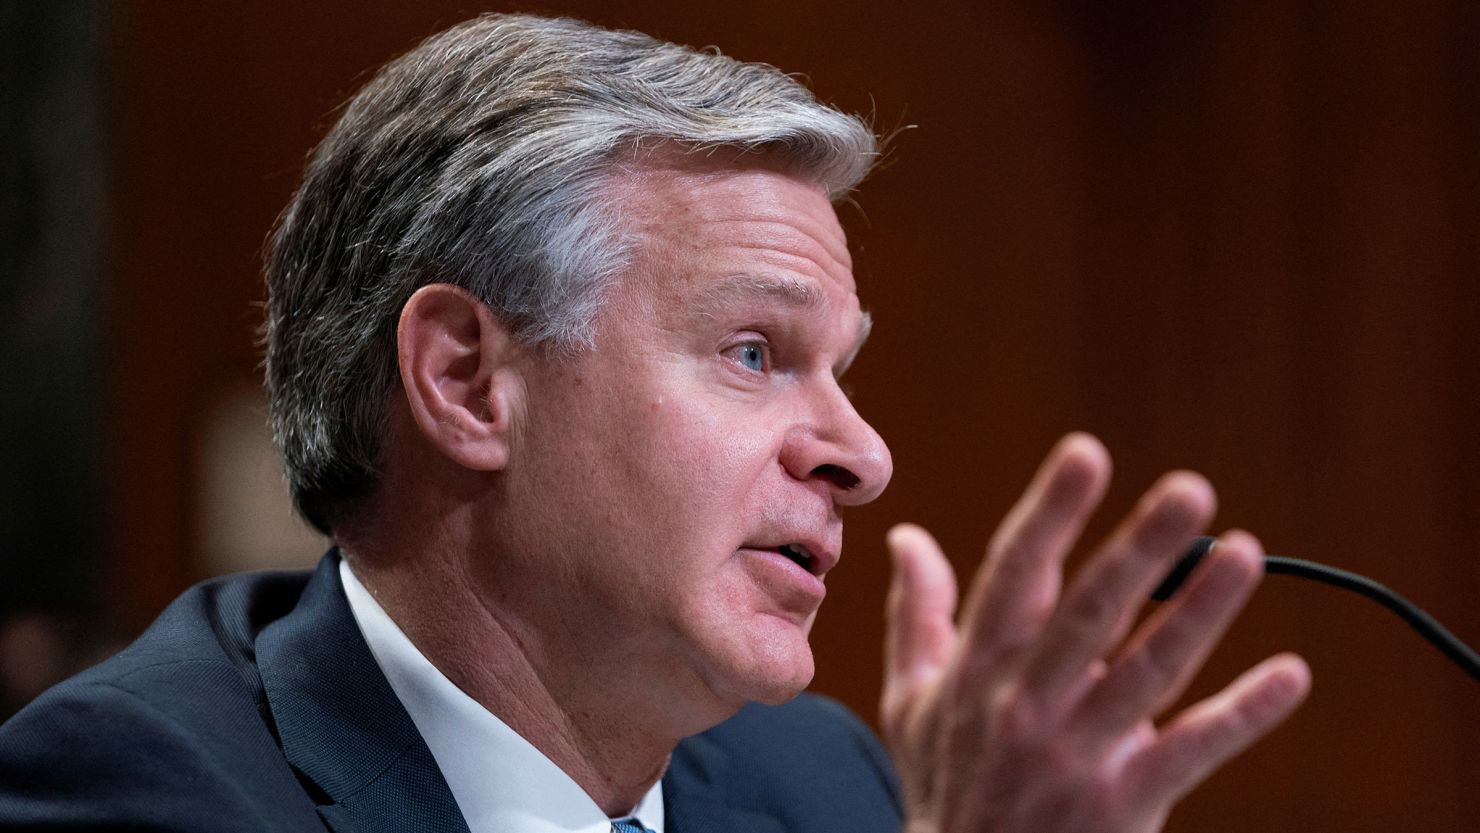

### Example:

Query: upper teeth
xmin=780 ymin=544 xmax=812 ymax=568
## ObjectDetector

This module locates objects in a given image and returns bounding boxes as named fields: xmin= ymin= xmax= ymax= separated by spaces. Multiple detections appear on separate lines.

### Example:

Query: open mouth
xmin=776 ymin=543 xmax=816 ymax=574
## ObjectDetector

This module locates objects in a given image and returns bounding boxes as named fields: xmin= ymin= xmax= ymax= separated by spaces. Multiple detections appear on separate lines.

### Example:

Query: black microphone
xmin=1153 ymin=536 xmax=1480 ymax=683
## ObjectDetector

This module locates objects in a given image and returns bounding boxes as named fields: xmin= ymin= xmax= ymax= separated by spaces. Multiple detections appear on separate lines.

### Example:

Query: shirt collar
xmin=339 ymin=559 xmax=665 ymax=833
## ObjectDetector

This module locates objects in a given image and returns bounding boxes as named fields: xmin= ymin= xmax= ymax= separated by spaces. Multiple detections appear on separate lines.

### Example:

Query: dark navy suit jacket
xmin=0 ymin=553 xmax=902 ymax=832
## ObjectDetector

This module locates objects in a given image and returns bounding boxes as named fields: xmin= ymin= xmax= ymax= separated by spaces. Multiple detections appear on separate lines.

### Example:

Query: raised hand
xmin=882 ymin=433 xmax=1310 ymax=833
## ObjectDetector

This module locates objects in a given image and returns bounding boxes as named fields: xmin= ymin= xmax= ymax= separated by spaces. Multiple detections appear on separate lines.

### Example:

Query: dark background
xmin=2 ymin=1 xmax=1477 ymax=830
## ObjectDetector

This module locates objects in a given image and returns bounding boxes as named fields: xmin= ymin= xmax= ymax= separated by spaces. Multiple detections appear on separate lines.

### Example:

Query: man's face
xmin=487 ymin=152 xmax=891 ymax=726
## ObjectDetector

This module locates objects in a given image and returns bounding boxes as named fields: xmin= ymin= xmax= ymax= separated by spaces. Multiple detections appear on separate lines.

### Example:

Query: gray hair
xmin=264 ymin=13 xmax=879 ymax=534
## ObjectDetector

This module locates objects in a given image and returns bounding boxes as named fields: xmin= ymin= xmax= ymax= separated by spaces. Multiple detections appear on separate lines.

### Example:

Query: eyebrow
xmin=700 ymin=274 xmax=825 ymax=312
xmin=699 ymin=274 xmax=873 ymax=376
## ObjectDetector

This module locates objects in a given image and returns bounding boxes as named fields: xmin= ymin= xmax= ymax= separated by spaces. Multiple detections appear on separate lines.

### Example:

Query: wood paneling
xmin=105 ymin=2 xmax=1479 ymax=830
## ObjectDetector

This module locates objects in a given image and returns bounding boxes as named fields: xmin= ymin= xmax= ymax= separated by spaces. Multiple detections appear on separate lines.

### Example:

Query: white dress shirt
xmin=340 ymin=559 xmax=665 ymax=833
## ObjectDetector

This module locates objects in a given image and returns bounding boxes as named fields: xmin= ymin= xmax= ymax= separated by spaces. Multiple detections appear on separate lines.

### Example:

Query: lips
xmin=743 ymin=534 xmax=840 ymax=579
xmin=777 ymin=543 xmax=815 ymax=573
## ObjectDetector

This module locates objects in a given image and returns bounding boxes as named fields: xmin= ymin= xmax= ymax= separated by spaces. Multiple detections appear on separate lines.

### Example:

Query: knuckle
xmin=1124 ymin=645 xmax=1179 ymax=691
xmin=1074 ymin=592 xmax=1115 ymax=626
xmin=1064 ymin=587 xmax=1120 ymax=633
xmin=986 ymin=683 xmax=1049 ymax=744
xmin=987 ymin=535 xmax=1034 ymax=578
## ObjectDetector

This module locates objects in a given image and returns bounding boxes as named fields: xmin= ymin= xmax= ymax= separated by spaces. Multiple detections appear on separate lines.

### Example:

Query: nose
xmin=780 ymin=381 xmax=893 ymax=507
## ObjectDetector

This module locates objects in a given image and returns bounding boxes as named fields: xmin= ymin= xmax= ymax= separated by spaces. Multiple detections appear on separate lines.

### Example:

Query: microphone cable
xmin=1152 ymin=536 xmax=1480 ymax=683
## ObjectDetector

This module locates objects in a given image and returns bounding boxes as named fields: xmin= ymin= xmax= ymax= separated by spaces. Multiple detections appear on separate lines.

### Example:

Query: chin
xmin=747 ymin=677 xmax=811 ymax=706
xmin=714 ymin=625 xmax=817 ymax=706
xmin=682 ymin=587 xmax=820 ymax=711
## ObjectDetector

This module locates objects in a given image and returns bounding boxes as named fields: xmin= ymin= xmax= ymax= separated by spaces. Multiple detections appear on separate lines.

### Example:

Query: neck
xmin=343 ymin=537 xmax=682 ymax=815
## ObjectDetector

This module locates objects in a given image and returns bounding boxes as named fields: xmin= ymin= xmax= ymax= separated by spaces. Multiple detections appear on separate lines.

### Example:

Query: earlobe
xmin=397 ymin=283 xmax=523 ymax=472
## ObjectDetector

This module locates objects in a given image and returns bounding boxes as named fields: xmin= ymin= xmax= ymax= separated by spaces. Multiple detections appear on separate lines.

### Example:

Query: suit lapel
xmin=254 ymin=552 xmax=791 ymax=833
xmin=257 ymin=553 xmax=470 ymax=833
xmin=665 ymin=732 xmax=787 ymax=833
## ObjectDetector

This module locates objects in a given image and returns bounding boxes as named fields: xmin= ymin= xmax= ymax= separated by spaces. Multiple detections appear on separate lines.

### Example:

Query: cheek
xmin=588 ymin=395 xmax=789 ymax=603
xmin=637 ymin=394 xmax=783 ymax=513
xmin=520 ymin=366 xmax=791 ymax=575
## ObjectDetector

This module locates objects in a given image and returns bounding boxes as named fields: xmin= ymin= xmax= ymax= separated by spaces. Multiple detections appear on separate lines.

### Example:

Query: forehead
xmin=605 ymin=150 xmax=858 ymax=303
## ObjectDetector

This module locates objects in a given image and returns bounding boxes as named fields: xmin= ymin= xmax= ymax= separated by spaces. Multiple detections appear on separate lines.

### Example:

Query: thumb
xmin=883 ymin=523 xmax=960 ymax=726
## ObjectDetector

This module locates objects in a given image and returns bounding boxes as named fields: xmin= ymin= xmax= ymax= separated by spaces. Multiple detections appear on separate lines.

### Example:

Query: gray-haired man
xmin=0 ymin=14 xmax=1308 ymax=833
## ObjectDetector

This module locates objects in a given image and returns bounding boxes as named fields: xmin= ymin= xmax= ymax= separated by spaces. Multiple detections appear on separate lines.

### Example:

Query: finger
xmin=1068 ymin=530 xmax=1264 ymax=746
xmin=957 ymin=433 xmax=1111 ymax=677
xmin=1125 ymin=653 xmax=1311 ymax=809
xmin=1018 ymin=471 xmax=1216 ymax=702
xmin=883 ymin=523 xmax=960 ymax=724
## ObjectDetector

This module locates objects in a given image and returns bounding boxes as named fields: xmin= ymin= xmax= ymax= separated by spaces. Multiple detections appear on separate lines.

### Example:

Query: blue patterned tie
xmin=611 ymin=820 xmax=656 ymax=833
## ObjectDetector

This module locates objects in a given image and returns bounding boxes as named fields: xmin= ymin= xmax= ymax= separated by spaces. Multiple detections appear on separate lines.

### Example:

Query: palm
xmin=880 ymin=434 xmax=1309 ymax=833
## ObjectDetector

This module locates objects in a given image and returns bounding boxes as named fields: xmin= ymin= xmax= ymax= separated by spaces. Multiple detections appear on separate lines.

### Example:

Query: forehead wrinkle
xmin=709 ymin=217 xmax=853 ymax=278
xmin=745 ymin=217 xmax=852 ymax=275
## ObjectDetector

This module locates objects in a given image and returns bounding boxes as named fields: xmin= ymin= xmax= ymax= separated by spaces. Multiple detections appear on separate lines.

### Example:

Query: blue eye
xmin=738 ymin=343 xmax=766 ymax=371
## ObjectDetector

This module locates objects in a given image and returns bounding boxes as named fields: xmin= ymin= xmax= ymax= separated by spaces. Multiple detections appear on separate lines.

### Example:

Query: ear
xmin=397 ymin=283 xmax=524 ymax=472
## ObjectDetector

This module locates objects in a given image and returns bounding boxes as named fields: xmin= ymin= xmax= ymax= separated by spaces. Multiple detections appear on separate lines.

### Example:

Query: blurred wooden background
xmin=5 ymin=1 xmax=1478 ymax=830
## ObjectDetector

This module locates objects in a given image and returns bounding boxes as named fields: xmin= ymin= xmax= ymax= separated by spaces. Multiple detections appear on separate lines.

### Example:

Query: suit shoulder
xmin=38 ymin=568 xmax=310 ymax=719
xmin=0 ymin=675 xmax=319 ymax=830
xmin=702 ymin=691 xmax=887 ymax=762
xmin=0 ymin=567 xmax=324 ymax=830
xmin=678 ymin=693 xmax=903 ymax=828
xmin=100 ymin=568 xmax=312 ymax=675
